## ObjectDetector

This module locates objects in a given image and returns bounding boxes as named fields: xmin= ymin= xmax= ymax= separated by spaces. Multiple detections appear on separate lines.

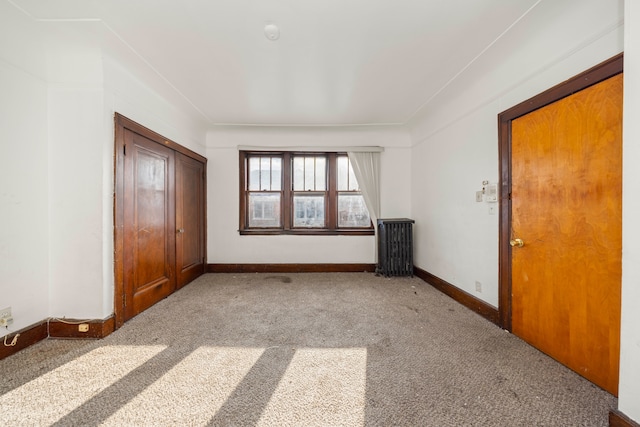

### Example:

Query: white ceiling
xmin=11 ymin=0 xmax=541 ymax=126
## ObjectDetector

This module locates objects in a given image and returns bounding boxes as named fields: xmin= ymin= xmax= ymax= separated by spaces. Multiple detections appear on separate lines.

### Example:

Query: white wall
xmin=0 ymin=3 xmax=49 ymax=337
xmin=39 ymin=20 xmax=110 ymax=319
xmin=0 ymin=62 xmax=50 ymax=336
xmin=619 ymin=0 xmax=640 ymax=422
xmin=206 ymin=126 xmax=411 ymax=264
xmin=408 ymin=0 xmax=623 ymax=307
xmin=48 ymin=88 xmax=107 ymax=318
xmin=102 ymin=55 xmax=208 ymax=158
xmin=411 ymin=105 xmax=500 ymax=304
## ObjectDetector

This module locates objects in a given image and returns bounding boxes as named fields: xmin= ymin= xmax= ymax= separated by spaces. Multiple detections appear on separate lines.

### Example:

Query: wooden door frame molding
xmin=497 ymin=53 xmax=623 ymax=330
xmin=113 ymin=113 xmax=207 ymax=329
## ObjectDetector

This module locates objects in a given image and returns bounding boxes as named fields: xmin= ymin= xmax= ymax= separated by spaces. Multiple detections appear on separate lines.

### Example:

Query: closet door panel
xmin=123 ymin=129 xmax=176 ymax=320
xmin=176 ymin=152 xmax=206 ymax=288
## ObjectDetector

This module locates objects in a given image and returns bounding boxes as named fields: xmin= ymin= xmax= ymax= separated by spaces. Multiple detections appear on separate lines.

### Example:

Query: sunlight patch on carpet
xmin=102 ymin=346 xmax=265 ymax=426
xmin=0 ymin=345 xmax=165 ymax=426
xmin=257 ymin=347 xmax=367 ymax=427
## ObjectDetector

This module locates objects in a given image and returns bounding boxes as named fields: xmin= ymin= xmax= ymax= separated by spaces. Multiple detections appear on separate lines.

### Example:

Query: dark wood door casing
xmin=114 ymin=114 xmax=207 ymax=328
xmin=497 ymin=53 xmax=623 ymax=331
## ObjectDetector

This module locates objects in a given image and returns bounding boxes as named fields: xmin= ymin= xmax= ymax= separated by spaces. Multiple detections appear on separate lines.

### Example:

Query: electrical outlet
xmin=78 ymin=323 xmax=89 ymax=333
xmin=0 ymin=307 xmax=13 ymax=327
xmin=475 ymin=281 xmax=482 ymax=293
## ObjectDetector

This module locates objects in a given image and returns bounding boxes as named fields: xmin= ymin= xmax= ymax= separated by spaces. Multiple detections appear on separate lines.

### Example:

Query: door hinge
xmin=123 ymin=144 xmax=126 ymax=156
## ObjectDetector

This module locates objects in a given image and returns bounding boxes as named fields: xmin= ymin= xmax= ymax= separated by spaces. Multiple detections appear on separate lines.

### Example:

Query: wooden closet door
xmin=176 ymin=152 xmax=206 ymax=288
xmin=123 ymin=129 xmax=176 ymax=321
xmin=115 ymin=114 xmax=207 ymax=327
xmin=510 ymin=74 xmax=622 ymax=394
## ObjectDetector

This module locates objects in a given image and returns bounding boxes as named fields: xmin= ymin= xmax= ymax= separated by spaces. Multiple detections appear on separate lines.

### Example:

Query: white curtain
xmin=347 ymin=151 xmax=381 ymax=229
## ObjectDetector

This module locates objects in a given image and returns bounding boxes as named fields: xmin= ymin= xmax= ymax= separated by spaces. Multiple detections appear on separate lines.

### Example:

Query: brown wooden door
xmin=510 ymin=73 xmax=622 ymax=395
xmin=123 ymin=129 xmax=176 ymax=321
xmin=176 ymin=152 xmax=206 ymax=288
xmin=115 ymin=114 xmax=207 ymax=327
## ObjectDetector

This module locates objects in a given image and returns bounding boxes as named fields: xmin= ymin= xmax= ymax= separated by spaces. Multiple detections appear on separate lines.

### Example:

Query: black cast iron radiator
xmin=376 ymin=218 xmax=415 ymax=277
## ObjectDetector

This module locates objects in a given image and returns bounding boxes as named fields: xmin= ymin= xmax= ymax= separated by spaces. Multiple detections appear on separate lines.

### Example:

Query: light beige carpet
xmin=0 ymin=273 xmax=616 ymax=426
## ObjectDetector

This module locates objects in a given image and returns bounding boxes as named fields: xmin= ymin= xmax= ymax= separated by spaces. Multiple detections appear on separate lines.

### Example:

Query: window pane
xmin=260 ymin=157 xmax=271 ymax=191
xmin=304 ymin=157 xmax=315 ymax=191
xmin=248 ymin=193 xmax=281 ymax=227
xmin=348 ymin=164 xmax=359 ymax=191
xmin=271 ymin=157 xmax=282 ymax=191
xmin=293 ymin=157 xmax=304 ymax=191
xmin=248 ymin=157 xmax=260 ymax=191
xmin=337 ymin=156 xmax=349 ymax=191
xmin=293 ymin=194 xmax=325 ymax=227
xmin=337 ymin=156 xmax=360 ymax=191
xmin=248 ymin=156 xmax=282 ymax=191
xmin=338 ymin=194 xmax=370 ymax=227
xmin=315 ymin=157 xmax=326 ymax=191
xmin=293 ymin=156 xmax=326 ymax=191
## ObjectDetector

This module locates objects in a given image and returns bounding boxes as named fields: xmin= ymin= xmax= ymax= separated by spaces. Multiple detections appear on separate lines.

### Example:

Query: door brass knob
xmin=177 ymin=228 xmax=185 ymax=234
xmin=510 ymin=238 xmax=524 ymax=247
